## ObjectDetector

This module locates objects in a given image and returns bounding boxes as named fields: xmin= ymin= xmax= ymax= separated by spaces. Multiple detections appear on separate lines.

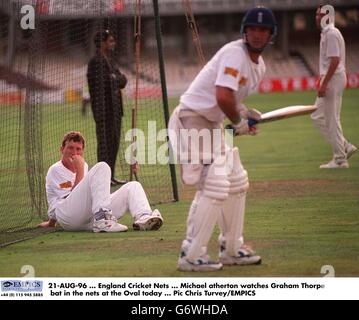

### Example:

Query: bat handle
xmin=225 ymin=118 xmax=258 ymax=136
xmin=225 ymin=124 xmax=236 ymax=135
xmin=248 ymin=118 xmax=258 ymax=127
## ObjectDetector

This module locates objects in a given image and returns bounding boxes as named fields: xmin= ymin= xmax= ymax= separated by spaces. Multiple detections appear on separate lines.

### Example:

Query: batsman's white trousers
xmin=55 ymin=162 xmax=152 ymax=231
xmin=311 ymin=71 xmax=348 ymax=162
xmin=168 ymin=104 xmax=226 ymax=186
xmin=169 ymin=104 xmax=249 ymax=260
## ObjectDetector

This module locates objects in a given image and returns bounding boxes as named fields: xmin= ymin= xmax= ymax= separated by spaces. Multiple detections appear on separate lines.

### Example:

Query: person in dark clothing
xmin=87 ymin=30 xmax=127 ymax=186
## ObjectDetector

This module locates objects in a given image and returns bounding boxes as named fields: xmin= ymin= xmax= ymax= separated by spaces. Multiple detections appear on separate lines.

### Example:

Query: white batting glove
xmin=240 ymin=107 xmax=262 ymax=121
xmin=232 ymin=119 xmax=251 ymax=136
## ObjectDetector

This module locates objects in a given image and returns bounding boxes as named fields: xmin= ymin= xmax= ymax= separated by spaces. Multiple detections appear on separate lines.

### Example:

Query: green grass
xmin=0 ymin=89 xmax=358 ymax=276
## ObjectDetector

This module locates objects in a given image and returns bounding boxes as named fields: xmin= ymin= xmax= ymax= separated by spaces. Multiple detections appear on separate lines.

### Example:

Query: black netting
xmin=0 ymin=0 xmax=177 ymax=247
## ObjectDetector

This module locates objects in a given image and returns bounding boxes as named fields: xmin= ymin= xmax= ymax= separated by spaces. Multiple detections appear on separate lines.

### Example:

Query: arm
xmin=37 ymin=218 xmax=56 ymax=228
xmin=216 ymin=86 xmax=241 ymax=124
xmin=116 ymin=71 xmax=127 ymax=89
xmin=217 ymin=86 xmax=258 ymax=136
xmin=71 ymin=155 xmax=85 ymax=189
xmin=87 ymin=57 xmax=108 ymax=112
xmin=318 ymin=56 xmax=339 ymax=97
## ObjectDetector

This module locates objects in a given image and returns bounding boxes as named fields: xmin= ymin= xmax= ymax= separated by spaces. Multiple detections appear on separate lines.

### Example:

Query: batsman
xmin=168 ymin=6 xmax=277 ymax=271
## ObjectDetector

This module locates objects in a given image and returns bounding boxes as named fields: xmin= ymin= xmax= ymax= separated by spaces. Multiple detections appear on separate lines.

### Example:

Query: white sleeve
xmin=326 ymin=31 xmax=340 ymax=57
xmin=215 ymin=48 xmax=243 ymax=91
xmin=46 ymin=165 xmax=72 ymax=218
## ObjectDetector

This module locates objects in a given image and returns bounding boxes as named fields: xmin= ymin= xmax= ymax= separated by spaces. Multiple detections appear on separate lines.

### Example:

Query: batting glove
xmin=231 ymin=119 xmax=257 ymax=136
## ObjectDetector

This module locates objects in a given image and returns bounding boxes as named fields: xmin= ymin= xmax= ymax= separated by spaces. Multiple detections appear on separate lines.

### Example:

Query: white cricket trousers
xmin=311 ymin=71 xmax=348 ymax=162
xmin=169 ymin=105 xmax=246 ymax=256
xmin=55 ymin=162 xmax=152 ymax=231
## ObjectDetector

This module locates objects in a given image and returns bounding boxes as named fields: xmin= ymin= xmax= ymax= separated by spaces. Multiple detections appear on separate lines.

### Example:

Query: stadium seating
xmin=5 ymin=33 xmax=358 ymax=100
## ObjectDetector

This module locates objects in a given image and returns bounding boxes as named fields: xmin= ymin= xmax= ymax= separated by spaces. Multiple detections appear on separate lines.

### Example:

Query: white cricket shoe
xmin=346 ymin=143 xmax=357 ymax=160
xmin=319 ymin=159 xmax=349 ymax=169
xmin=93 ymin=210 xmax=128 ymax=233
xmin=219 ymin=246 xmax=261 ymax=266
xmin=177 ymin=252 xmax=223 ymax=272
xmin=133 ymin=209 xmax=163 ymax=231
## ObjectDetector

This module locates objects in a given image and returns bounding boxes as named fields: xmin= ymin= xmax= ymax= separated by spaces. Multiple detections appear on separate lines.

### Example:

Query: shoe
xmin=345 ymin=144 xmax=357 ymax=160
xmin=177 ymin=252 xmax=223 ymax=272
xmin=93 ymin=210 xmax=128 ymax=233
xmin=219 ymin=245 xmax=261 ymax=266
xmin=111 ymin=178 xmax=128 ymax=186
xmin=133 ymin=209 xmax=163 ymax=231
xmin=319 ymin=159 xmax=349 ymax=169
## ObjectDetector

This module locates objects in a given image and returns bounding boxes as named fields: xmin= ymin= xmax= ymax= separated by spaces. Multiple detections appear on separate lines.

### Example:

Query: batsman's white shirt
xmin=46 ymin=160 xmax=89 ymax=219
xmin=319 ymin=23 xmax=346 ymax=76
xmin=180 ymin=39 xmax=266 ymax=121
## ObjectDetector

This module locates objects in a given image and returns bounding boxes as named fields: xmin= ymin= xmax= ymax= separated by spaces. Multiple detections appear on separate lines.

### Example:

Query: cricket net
xmin=0 ymin=0 xmax=178 ymax=247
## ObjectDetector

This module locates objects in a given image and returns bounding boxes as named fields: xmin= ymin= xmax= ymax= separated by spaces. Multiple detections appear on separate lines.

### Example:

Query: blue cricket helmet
xmin=240 ymin=6 xmax=277 ymax=38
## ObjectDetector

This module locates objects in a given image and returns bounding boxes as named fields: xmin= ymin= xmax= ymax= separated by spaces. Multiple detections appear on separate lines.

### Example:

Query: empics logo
xmin=1 ymin=280 xmax=43 ymax=292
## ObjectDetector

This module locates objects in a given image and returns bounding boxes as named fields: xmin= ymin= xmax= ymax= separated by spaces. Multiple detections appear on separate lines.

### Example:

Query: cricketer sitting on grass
xmin=168 ymin=6 xmax=277 ymax=272
xmin=38 ymin=131 xmax=163 ymax=232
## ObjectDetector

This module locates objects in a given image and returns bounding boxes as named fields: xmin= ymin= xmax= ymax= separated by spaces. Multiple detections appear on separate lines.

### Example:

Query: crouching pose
xmin=168 ymin=6 xmax=277 ymax=271
xmin=38 ymin=131 xmax=163 ymax=232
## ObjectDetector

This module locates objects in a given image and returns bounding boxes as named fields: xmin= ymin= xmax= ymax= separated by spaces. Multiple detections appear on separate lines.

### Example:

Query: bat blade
xmin=259 ymin=105 xmax=317 ymax=123
xmin=226 ymin=105 xmax=317 ymax=135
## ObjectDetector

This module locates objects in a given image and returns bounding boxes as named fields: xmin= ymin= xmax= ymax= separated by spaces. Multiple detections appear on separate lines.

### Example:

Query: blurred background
xmin=1 ymin=0 xmax=358 ymax=99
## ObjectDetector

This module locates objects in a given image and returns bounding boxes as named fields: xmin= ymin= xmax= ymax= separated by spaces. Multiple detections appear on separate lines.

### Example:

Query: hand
xmin=247 ymin=108 xmax=262 ymax=121
xmin=238 ymin=105 xmax=262 ymax=121
xmin=232 ymin=119 xmax=258 ymax=136
xmin=37 ymin=219 xmax=56 ymax=228
xmin=248 ymin=124 xmax=258 ymax=136
xmin=318 ymin=84 xmax=327 ymax=97
xmin=71 ymin=155 xmax=85 ymax=172
xmin=131 ymin=161 xmax=140 ymax=172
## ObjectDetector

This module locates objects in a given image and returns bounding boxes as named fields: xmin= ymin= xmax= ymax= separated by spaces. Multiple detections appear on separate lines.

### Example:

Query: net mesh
xmin=0 ymin=0 xmax=177 ymax=247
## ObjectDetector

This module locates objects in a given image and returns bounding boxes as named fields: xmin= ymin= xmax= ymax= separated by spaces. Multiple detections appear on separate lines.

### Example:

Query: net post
xmin=153 ymin=0 xmax=179 ymax=202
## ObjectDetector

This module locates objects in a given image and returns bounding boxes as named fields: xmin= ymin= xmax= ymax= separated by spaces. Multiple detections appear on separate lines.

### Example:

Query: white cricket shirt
xmin=180 ymin=39 xmax=266 ymax=122
xmin=319 ymin=24 xmax=346 ymax=76
xmin=46 ymin=160 xmax=88 ymax=219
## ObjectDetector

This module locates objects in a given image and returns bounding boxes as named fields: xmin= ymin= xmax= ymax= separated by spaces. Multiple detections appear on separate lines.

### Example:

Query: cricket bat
xmin=226 ymin=105 xmax=317 ymax=134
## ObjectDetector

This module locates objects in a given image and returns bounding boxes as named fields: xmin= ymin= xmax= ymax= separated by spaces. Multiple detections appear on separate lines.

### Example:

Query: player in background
xmin=168 ymin=7 xmax=276 ymax=271
xmin=38 ymin=131 xmax=163 ymax=232
xmin=311 ymin=5 xmax=357 ymax=168
xmin=87 ymin=30 xmax=127 ymax=186
xmin=81 ymin=83 xmax=91 ymax=116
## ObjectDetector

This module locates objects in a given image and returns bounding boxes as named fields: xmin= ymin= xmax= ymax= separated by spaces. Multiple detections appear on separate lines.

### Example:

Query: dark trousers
xmin=93 ymin=108 xmax=121 ymax=179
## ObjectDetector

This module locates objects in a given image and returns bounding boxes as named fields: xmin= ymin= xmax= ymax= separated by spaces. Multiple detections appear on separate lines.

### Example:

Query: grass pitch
xmin=0 ymin=89 xmax=358 ymax=277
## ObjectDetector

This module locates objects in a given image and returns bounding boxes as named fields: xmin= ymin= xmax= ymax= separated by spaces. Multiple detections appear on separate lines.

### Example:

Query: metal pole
xmin=153 ymin=0 xmax=179 ymax=202
xmin=6 ymin=2 xmax=16 ymax=67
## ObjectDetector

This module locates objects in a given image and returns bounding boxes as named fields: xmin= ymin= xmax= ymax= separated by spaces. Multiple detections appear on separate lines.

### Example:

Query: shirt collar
xmin=321 ymin=23 xmax=334 ymax=34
